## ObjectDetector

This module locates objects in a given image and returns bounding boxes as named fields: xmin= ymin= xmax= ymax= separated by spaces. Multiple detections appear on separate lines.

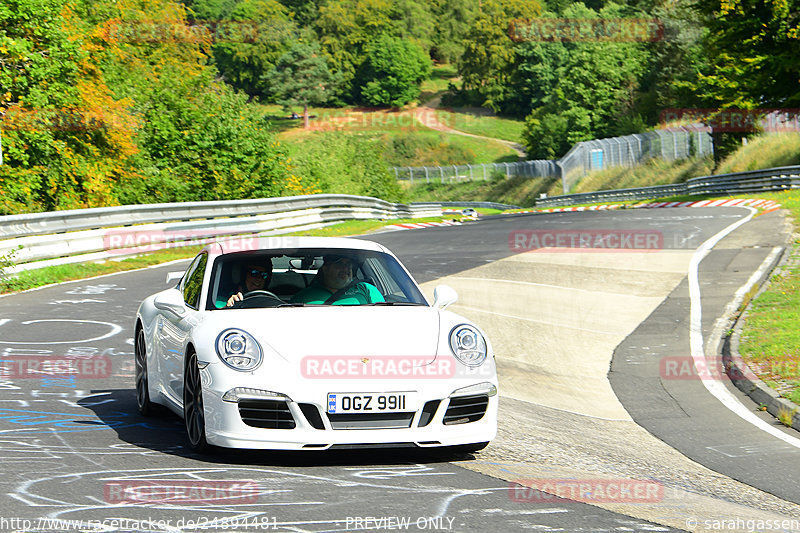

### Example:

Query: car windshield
xmin=206 ymin=248 xmax=428 ymax=310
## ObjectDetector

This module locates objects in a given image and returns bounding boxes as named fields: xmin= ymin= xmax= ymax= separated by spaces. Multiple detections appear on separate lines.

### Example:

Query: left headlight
xmin=449 ymin=324 xmax=487 ymax=367
xmin=215 ymin=329 xmax=262 ymax=371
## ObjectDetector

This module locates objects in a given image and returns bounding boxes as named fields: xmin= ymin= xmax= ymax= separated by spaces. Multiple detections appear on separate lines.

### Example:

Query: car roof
xmin=210 ymin=236 xmax=388 ymax=257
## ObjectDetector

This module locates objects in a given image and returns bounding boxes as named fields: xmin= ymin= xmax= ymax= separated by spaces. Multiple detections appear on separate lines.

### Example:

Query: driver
xmin=225 ymin=261 xmax=273 ymax=307
xmin=290 ymin=254 xmax=383 ymax=305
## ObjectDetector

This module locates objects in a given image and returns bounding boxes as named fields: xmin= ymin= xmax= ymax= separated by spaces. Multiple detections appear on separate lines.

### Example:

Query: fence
xmin=558 ymin=127 xmax=713 ymax=193
xmin=536 ymin=165 xmax=800 ymax=207
xmin=394 ymin=127 xmax=713 ymax=194
xmin=393 ymin=160 xmax=558 ymax=184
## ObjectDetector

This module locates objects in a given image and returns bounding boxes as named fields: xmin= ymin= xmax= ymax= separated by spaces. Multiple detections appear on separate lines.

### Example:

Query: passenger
xmin=224 ymin=261 xmax=273 ymax=307
xmin=290 ymin=254 xmax=384 ymax=305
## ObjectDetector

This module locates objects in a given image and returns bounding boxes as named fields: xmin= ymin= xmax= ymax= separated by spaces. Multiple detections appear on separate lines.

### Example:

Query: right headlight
xmin=449 ymin=324 xmax=487 ymax=367
xmin=215 ymin=329 xmax=262 ymax=371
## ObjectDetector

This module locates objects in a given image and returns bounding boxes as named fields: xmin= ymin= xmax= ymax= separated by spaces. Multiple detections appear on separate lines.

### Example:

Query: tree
xmin=208 ymin=0 xmax=298 ymax=97
xmin=429 ymin=0 xmax=479 ymax=63
xmin=263 ymin=41 xmax=343 ymax=128
xmin=458 ymin=0 xmax=542 ymax=112
xmin=519 ymin=3 xmax=651 ymax=158
xmin=686 ymin=0 xmax=800 ymax=161
xmin=315 ymin=0 xmax=395 ymax=96
xmin=355 ymin=34 xmax=431 ymax=107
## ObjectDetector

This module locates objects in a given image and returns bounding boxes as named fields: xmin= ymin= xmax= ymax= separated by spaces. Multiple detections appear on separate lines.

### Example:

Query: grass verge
xmin=736 ymin=195 xmax=800 ymax=405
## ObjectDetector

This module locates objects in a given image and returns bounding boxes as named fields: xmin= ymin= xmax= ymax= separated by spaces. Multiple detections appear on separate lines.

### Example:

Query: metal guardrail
xmin=536 ymin=166 xmax=800 ymax=207
xmin=0 ymin=194 xmax=442 ymax=273
xmin=412 ymin=201 xmax=520 ymax=210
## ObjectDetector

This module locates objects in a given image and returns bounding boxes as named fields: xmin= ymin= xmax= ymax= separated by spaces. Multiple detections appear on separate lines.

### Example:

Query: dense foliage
xmin=1 ymin=0 xmax=798 ymax=213
xmin=0 ymin=0 xmax=312 ymax=213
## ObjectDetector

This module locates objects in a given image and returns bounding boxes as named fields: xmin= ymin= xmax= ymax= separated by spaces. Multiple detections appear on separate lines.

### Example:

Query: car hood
xmin=206 ymin=306 xmax=443 ymax=365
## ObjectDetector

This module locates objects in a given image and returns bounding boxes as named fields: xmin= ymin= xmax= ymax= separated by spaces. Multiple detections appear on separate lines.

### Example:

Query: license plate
xmin=327 ymin=392 xmax=416 ymax=414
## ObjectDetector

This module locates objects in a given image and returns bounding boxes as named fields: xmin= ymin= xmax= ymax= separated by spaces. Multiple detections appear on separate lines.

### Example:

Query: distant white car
xmin=461 ymin=208 xmax=479 ymax=219
xmin=135 ymin=237 xmax=498 ymax=452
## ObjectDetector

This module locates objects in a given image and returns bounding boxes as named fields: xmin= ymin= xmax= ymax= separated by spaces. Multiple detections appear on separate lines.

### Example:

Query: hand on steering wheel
xmin=226 ymin=290 xmax=282 ymax=308
xmin=242 ymin=290 xmax=280 ymax=300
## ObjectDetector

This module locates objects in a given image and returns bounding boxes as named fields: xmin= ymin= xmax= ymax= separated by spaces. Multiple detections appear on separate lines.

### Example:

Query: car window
xmin=206 ymin=249 xmax=426 ymax=309
xmin=182 ymin=253 xmax=208 ymax=309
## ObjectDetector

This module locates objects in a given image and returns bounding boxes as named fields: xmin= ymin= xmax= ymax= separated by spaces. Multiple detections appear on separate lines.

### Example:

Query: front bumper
xmin=200 ymin=368 xmax=498 ymax=450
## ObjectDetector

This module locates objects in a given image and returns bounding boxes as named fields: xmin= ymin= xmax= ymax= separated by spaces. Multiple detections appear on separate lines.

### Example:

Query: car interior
xmin=206 ymin=249 xmax=425 ymax=309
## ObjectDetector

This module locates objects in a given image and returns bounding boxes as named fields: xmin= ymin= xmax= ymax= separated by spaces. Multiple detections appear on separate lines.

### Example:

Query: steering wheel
xmin=232 ymin=290 xmax=284 ymax=308
xmin=242 ymin=290 xmax=281 ymax=300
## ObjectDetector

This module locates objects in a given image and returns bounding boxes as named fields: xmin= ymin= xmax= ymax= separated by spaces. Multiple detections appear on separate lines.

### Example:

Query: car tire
xmin=134 ymin=327 xmax=156 ymax=416
xmin=184 ymin=350 xmax=210 ymax=453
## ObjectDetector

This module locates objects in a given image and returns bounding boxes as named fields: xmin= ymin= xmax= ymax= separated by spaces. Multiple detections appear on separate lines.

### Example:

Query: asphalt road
xmin=0 ymin=207 xmax=796 ymax=532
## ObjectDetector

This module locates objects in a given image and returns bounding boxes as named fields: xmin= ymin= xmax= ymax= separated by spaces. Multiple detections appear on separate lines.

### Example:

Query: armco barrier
xmin=412 ymin=201 xmax=520 ymax=210
xmin=536 ymin=166 xmax=800 ymax=207
xmin=0 ymin=194 xmax=441 ymax=273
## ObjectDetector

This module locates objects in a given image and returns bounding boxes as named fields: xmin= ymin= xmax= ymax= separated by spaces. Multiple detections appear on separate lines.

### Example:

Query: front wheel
xmin=184 ymin=351 xmax=210 ymax=453
xmin=134 ymin=327 xmax=155 ymax=416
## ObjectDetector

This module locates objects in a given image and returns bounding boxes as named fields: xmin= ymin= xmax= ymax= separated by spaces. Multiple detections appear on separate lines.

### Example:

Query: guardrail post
xmin=439 ymin=166 xmax=443 ymax=183
xmin=424 ymin=166 xmax=429 ymax=183
xmin=483 ymin=164 xmax=487 ymax=180
xmin=468 ymin=164 xmax=473 ymax=181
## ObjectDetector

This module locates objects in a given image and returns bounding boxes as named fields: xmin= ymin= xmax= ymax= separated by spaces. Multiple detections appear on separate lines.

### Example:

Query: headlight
xmin=449 ymin=324 xmax=487 ymax=367
xmin=215 ymin=329 xmax=262 ymax=371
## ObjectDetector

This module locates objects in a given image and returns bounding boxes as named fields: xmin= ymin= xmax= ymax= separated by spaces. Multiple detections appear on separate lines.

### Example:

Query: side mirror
xmin=432 ymin=285 xmax=458 ymax=310
xmin=165 ymin=271 xmax=184 ymax=285
xmin=154 ymin=290 xmax=187 ymax=318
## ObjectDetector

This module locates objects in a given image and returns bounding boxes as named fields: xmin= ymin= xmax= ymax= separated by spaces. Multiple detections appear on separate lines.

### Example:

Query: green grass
xmin=570 ymin=157 xmax=715 ymax=194
xmin=260 ymin=62 xmax=524 ymax=167
xmin=0 ymin=217 xmax=453 ymax=294
xmin=403 ymin=173 xmax=560 ymax=207
xmin=715 ymin=133 xmax=800 ymax=174
xmin=420 ymin=63 xmax=459 ymax=100
xmin=427 ymin=109 xmax=526 ymax=144
xmin=736 ymin=190 xmax=800 ymax=406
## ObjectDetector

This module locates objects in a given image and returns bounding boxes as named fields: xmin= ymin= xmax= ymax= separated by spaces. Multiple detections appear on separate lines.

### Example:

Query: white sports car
xmin=135 ymin=237 xmax=498 ymax=452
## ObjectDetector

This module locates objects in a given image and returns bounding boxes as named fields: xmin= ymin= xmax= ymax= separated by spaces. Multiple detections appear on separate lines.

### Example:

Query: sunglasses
xmin=247 ymin=269 xmax=270 ymax=280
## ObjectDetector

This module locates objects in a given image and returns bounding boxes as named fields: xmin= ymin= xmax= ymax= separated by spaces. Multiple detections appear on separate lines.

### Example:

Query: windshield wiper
xmin=276 ymin=303 xmax=308 ymax=307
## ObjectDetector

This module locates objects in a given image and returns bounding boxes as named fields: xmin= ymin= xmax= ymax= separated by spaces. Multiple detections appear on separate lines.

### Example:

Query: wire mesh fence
xmin=393 ymin=127 xmax=713 ymax=194
xmin=558 ymin=127 xmax=713 ymax=192
xmin=392 ymin=160 xmax=559 ymax=184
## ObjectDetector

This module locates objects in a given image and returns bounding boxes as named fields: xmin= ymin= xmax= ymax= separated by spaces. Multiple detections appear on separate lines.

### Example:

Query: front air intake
xmin=238 ymin=399 xmax=296 ymax=429
xmin=443 ymin=395 xmax=488 ymax=425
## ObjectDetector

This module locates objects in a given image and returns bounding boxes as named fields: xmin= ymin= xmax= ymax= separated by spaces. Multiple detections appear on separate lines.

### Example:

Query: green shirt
xmin=290 ymin=278 xmax=384 ymax=305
